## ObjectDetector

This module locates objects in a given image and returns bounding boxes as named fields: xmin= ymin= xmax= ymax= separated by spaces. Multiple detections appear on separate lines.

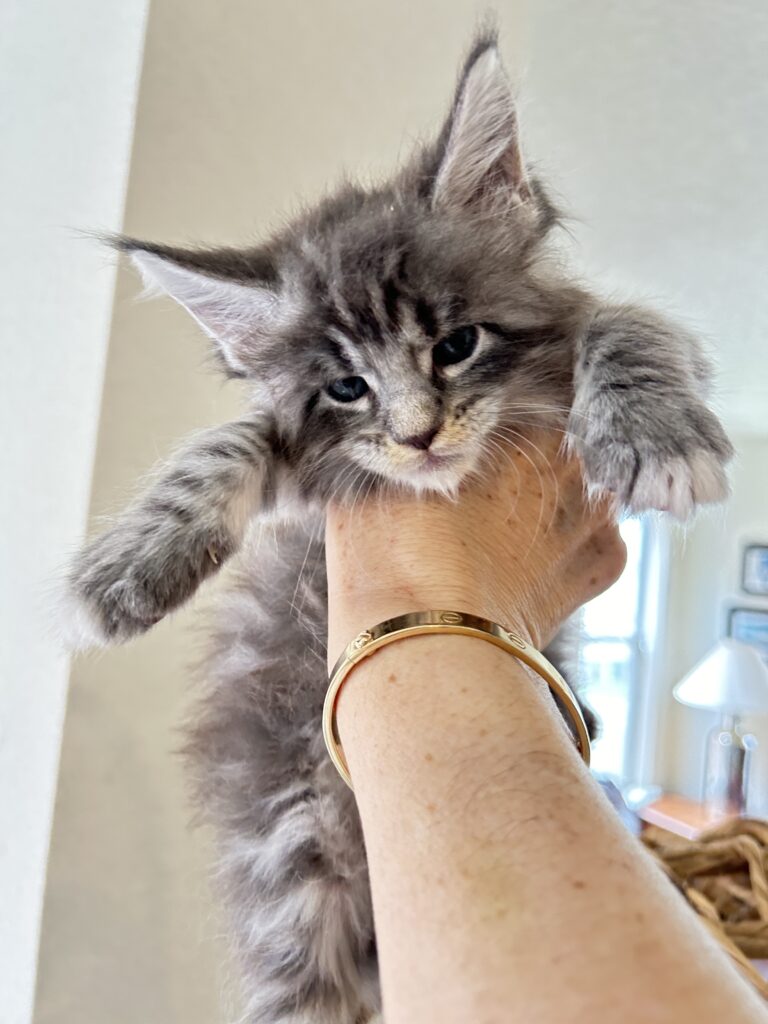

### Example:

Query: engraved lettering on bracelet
xmin=350 ymin=630 xmax=373 ymax=651
xmin=439 ymin=611 xmax=463 ymax=625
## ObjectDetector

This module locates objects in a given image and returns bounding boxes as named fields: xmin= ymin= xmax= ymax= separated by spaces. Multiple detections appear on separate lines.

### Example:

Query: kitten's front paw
xmin=55 ymin=584 xmax=113 ymax=650
xmin=576 ymin=405 xmax=733 ymax=519
xmin=59 ymin=520 xmax=228 ymax=650
xmin=58 ymin=533 xmax=168 ymax=650
xmin=57 ymin=581 xmax=164 ymax=650
xmin=583 ymin=443 xmax=728 ymax=519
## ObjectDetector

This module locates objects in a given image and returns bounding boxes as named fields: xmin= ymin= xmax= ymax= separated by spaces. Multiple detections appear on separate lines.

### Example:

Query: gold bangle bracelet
xmin=323 ymin=610 xmax=591 ymax=789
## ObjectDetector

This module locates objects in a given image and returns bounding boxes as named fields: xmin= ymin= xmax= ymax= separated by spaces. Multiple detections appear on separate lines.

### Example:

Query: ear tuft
xmin=431 ymin=33 xmax=529 ymax=211
xmin=115 ymin=239 xmax=295 ymax=377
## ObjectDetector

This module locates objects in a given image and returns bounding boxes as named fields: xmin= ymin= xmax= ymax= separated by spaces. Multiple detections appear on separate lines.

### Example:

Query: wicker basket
xmin=643 ymin=817 xmax=768 ymax=998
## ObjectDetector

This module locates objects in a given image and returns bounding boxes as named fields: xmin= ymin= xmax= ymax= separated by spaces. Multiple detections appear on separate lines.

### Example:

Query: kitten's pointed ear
xmin=431 ymin=34 xmax=529 ymax=211
xmin=118 ymin=240 xmax=294 ymax=377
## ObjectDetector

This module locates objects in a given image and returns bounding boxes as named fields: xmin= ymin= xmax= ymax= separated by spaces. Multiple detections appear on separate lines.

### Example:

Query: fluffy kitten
xmin=64 ymin=32 xmax=732 ymax=1024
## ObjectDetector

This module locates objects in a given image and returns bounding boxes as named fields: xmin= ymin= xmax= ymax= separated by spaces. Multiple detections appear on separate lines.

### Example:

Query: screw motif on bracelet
xmin=323 ymin=610 xmax=591 ymax=789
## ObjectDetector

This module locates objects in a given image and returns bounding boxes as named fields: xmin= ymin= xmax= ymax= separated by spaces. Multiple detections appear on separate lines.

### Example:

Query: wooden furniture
xmin=638 ymin=792 xmax=736 ymax=840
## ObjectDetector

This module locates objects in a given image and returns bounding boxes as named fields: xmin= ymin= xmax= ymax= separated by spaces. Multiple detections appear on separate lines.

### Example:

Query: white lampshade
xmin=673 ymin=639 xmax=768 ymax=714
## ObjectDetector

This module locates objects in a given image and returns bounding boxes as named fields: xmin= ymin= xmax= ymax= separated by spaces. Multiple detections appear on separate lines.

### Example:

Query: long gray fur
xmin=63 ymin=30 xmax=732 ymax=1024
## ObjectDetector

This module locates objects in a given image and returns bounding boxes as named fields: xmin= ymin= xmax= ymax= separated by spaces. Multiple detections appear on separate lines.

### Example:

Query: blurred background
xmin=3 ymin=1 xmax=767 ymax=1022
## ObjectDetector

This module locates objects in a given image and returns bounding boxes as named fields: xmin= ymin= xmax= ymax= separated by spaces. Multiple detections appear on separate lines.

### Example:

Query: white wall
xmin=659 ymin=437 xmax=768 ymax=813
xmin=524 ymin=0 xmax=768 ymax=439
xmin=520 ymin=0 xmax=768 ymax=806
xmin=0 ymin=3 xmax=148 ymax=1021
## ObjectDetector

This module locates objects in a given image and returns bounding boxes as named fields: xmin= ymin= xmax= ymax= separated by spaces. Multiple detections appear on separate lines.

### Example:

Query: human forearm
xmin=334 ymin=632 xmax=573 ymax=1023
xmin=334 ymin=630 xmax=765 ymax=1024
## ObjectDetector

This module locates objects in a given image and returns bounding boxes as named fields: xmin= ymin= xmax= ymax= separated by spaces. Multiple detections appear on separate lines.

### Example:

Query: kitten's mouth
xmin=376 ymin=441 xmax=478 ymax=488
xmin=421 ymin=451 xmax=459 ymax=470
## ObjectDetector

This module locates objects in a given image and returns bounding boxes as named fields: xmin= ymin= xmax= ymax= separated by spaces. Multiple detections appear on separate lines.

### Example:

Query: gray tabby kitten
xmin=64 ymin=32 xmax=732 ymax=1024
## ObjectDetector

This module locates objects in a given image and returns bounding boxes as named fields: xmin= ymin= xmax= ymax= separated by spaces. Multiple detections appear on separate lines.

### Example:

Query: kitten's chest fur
xmin=186 ymin=520 xmax=381 ymax=1023
xmin=206 ymin=519 xmax=331 ymax=725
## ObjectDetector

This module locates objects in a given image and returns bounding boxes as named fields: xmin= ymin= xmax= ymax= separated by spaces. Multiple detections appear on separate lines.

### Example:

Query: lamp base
xmin=703 ymin=714 xmax=757 ymax=815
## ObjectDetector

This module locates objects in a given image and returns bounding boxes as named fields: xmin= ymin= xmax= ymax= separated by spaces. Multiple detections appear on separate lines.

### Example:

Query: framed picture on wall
xmin=742 ymin=544 xmax=768 ymax=596
xmin=728 ymin=607 xmax=768 ymax=660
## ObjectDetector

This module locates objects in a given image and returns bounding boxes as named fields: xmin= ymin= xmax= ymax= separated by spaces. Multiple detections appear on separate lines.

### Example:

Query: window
xmin=578 ymin=518 xmax=654 ymax=783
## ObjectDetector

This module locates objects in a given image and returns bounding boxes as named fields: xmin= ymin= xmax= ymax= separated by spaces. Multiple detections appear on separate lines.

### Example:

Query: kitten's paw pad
xmin=584 ymin=443 xmax=729 ymax=519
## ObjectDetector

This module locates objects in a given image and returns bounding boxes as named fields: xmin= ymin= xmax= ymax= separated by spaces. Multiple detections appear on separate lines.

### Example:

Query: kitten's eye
xmin=432 ymin=325 xmax=478 ymax=367
xmin=326 ymin=376 xmax=370 ymax=403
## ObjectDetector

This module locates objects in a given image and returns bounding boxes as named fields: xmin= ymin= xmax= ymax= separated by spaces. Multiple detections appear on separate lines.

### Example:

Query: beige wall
xmin=33 ymin=1 xmax=768 ymax=1022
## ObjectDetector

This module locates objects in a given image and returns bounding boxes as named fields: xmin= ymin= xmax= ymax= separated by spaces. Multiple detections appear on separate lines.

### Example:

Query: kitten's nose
xmin=398 ymin=427 xmax=439 ymax=451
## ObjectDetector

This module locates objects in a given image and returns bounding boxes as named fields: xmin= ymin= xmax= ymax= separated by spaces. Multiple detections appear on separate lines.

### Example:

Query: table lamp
xmin=673 ymin=639 xmax=768 ymax=814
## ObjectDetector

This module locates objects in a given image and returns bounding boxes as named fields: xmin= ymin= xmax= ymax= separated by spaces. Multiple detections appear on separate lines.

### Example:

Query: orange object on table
xmin=638 ymin=793 xmax=735 ymax=840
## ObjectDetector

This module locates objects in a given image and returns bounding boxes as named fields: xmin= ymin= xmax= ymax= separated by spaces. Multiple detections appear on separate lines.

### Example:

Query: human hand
xmin=326 ymin=431 xmax=626 ymax=658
